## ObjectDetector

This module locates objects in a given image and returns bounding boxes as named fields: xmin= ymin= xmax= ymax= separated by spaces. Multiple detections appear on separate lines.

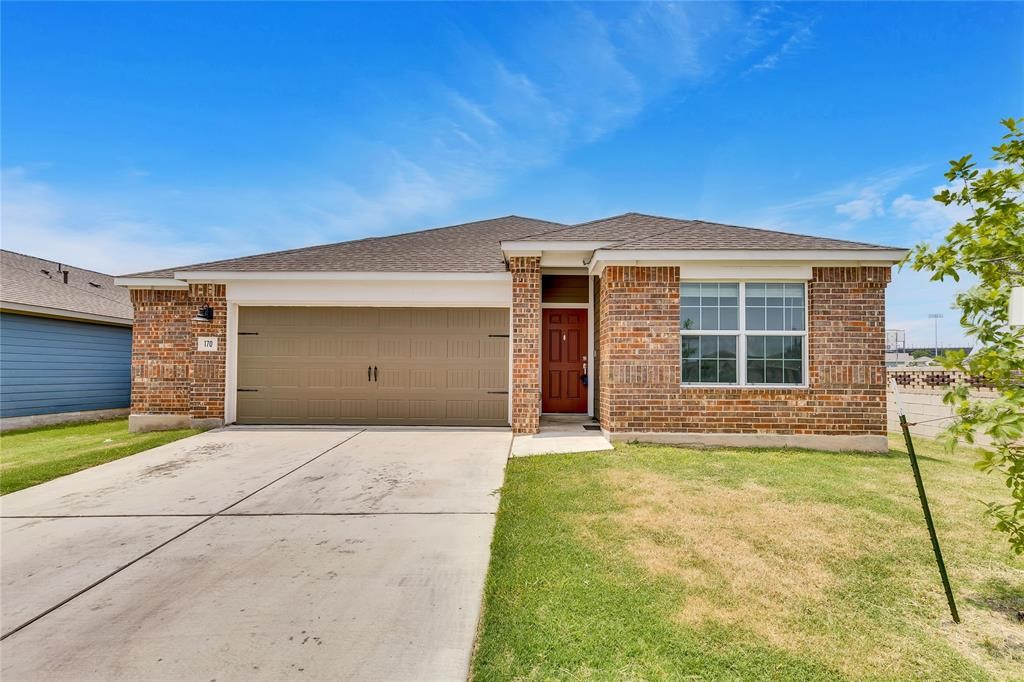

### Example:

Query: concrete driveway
xmin=1 ymin=426 xmax=511 ymax=681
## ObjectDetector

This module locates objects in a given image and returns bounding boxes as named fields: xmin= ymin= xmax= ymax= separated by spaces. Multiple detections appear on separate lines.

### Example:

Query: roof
xmin=124 ymin=216 xmax=567 ymax=277
xmin=123 ymin=212 xmax=903 ymax=278
xmin=1 ymin=250 xmax=133 ymax=324
xmin=525 ymin=213 xmax=901 ymax=251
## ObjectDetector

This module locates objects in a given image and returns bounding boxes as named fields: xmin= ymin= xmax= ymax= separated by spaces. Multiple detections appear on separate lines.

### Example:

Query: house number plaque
xmin=197 ymin=337 xmax=218 ymax=352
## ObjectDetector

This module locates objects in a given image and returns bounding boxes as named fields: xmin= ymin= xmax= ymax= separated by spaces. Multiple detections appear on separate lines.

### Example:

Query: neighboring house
xmin=1 ymin=250 xmax=133 ymax=430
xmin=116 ymin=213 xmax=906 ymax=452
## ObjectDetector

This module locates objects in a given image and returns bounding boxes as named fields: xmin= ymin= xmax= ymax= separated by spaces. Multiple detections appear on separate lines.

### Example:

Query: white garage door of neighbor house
xmin=236 ymin=307 xmax=510 ymax=426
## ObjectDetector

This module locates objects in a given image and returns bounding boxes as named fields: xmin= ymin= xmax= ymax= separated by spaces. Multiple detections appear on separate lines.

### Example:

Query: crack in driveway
xmin=0 ymin=429 xmax=364 ymax=640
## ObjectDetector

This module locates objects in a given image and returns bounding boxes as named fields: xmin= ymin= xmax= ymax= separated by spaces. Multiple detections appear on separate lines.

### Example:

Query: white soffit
xmin=678 ymin=263 xmax=813 ymax=280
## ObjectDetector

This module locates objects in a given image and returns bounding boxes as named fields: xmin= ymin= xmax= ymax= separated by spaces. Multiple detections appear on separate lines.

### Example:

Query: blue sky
xmin=2 ymin=2 xmax=1021 ymax=347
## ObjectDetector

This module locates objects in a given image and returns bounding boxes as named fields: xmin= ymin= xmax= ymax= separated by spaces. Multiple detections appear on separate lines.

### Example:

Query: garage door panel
xmin=378 ymin=308 xmax=411 ymax=329
xmin=478 ymin=400 xmax=506 ymax=421
xmin=481 ymin=338 xmax=508 ymax=360
xmin=447 ymin=338 xmax=479 ymax=360
xmin=410 ymin=338 xmax=446 ymax=360
xmin=446 ymin=368 xmax=477 ymax=390
xmin=236 ymin=307 xmax=508 ymax=426
xmin=409 ymin=309 xmax=446 ymax=329
xmin=377 ymin=336 xmax=410 ymax=359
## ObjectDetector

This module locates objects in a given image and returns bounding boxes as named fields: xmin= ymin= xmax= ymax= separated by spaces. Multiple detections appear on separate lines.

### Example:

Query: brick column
xmin=510 ymin=256 xmax=541 ymax=434
xmin=128 ymin=289 xmax=192 ymax=431
xmin=128 ymin=284 xmax=228 ymax=432
xmin=598 ymin=266 xmax=680 ymax=432
xmin=188 ymin=284 xmax=227 ymax=428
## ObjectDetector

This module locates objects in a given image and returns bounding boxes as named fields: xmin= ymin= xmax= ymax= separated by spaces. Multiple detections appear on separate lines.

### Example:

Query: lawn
xmin=0 ymin=418 xmax=202 ymax=495
xmin=472 ymin=435 xmax=1024 ymax=681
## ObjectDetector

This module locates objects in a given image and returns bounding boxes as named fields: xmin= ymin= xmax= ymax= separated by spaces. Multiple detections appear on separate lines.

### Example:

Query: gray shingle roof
xmin=1 ymin=250 xmax=133 ymax=322
xmin=123 ymin=212 xmax=902 ymax=278
xmin=124 ymin=216 xmax=567 ymax=277
xmin=525 ymin=213 xmax=902 ymax=250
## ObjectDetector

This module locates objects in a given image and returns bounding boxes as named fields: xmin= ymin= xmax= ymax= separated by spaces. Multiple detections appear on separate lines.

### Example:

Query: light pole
xmin=928 ymin=313 xmax=943 ymax=357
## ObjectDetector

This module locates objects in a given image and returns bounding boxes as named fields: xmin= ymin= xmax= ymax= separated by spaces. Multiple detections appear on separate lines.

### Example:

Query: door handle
xmin=368 ymin=365 xmax=372 ymax=382
xmin=374 ymin=366 xmax=378 ymax=382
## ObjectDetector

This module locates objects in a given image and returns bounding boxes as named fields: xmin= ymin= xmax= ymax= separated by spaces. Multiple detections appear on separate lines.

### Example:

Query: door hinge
xmin=237 ymin=388 xmax=258 ymax=392
xmin=488 ymin=334 xmax=510 ymax=338
xmin=238 ymin=332 xmax=259 ymax=336
xmin=487 ymin=390 xmax=509 ymax=394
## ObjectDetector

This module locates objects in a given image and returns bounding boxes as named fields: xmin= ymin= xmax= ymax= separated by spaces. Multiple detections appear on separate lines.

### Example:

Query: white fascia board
xmin=0 ymin=301 xmax=132 ymax=327
xmin=114 ymin=277 xmax=189 ymax=289
xmin=174 ymin=270 xmax=511 ymax=282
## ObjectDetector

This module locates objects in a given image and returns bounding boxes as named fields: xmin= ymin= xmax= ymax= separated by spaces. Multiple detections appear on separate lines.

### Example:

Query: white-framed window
xmin=680 ymin=281 xmax=807 ymax=387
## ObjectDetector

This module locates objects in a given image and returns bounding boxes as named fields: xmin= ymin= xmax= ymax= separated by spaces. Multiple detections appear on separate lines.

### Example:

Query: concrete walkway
xmin=1 ymin=426 xmax=511 ymax=681
xmin=511 ymin=415 xmax=613 ymax=457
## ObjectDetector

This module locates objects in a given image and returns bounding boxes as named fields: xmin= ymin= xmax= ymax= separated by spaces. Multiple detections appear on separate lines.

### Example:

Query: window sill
xmin=679 ymin=384 xmax=809 ymax=390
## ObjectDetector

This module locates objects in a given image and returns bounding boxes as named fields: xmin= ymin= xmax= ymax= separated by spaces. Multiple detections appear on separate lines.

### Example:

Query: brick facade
xmin=129 ymin=284 xmax=227 ymax=429
xmin=188 ymin=284 xmax=227 ymax=424
xmin=510 ymin=256 xmax=541 ymax=434
xmin=597 ymin=265 xmax=890 ymax=436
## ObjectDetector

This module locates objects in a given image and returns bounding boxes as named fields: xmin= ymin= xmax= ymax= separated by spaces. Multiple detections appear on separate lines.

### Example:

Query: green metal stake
xmin=889 ymin=378 xmax=960 ymax=624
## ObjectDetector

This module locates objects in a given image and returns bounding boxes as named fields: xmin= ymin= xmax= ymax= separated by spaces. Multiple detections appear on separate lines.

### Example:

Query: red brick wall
xmin=188 ymin=284 xmax=227 ymax=421
xmin=129 ymin=285 xmax=227 ymax=423
xmin=597 ymin=266 xmax=890 ymax=435
xmin=510 ymin=256 xmax=541 ymax=433
xmin=130 ymin=289 xmax=191 ymax=415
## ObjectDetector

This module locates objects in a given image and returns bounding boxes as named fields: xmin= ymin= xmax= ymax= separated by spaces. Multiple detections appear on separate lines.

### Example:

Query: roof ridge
xmin=516 ymin=212 xmax=635 ymax=239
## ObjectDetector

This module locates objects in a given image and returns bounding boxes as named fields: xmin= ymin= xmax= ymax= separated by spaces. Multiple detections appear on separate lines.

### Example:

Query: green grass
xmin=472 ymin=435 xmax=1024 ymax=681
xmin=0 ymin=418 xmax=202 ymax=495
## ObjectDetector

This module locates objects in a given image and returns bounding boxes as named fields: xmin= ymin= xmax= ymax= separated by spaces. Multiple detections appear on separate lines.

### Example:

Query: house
xmin=115 ymin=213 xmax=906 ymax=452
xmin=1 ymin=250 xmax=133 ymax=430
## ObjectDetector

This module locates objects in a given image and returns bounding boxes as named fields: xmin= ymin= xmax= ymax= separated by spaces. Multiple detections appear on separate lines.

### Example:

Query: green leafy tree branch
xmin=907 ymin=118 xmax=1024 ymax=553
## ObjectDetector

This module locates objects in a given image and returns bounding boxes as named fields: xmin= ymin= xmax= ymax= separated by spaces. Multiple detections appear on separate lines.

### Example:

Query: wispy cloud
xmin=891 ymin=185 xmax=973 ymax=240
xmin=749 ymin=21 xmax=815 ymax=72
xmin=2 ymin=2 xmax=816 ymax=274
xmin=750 ymin=164 xmax=927 ymax=234
xmin=835 ymin=189 xmax=886 ymax=222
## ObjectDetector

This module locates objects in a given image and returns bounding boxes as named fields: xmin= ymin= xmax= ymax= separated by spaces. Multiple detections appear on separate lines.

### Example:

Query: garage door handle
xmin=368 ymin=365 xmax=372 ymax=382
xmin=373 ymin=366 xmax=378 ymax=382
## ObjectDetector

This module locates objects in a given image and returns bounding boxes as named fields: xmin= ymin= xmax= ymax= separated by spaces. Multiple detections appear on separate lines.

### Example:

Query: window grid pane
xmin=679 ymin=282 xmax=739 ymax=331
xmin=745 ymin=335 xmax=803 ymax=385
xmin=745 ymin=281 xmax=804 ymax=331
xmin=681 ymin=335 xmax=738 ymax=384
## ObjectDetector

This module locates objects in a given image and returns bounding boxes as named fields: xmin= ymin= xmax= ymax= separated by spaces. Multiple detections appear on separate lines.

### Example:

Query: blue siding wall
xmin=0 ymin=313 xmax=132 ymax=418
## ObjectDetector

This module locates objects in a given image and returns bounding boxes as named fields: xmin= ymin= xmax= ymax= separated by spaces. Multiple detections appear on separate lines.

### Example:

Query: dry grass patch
xmin=592 ymin=470 xmax=869 ymax=644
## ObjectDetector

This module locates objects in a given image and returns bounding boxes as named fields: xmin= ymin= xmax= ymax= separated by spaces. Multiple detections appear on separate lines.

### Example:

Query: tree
xmin=907 ymin=118 xmax=1024 ymax=553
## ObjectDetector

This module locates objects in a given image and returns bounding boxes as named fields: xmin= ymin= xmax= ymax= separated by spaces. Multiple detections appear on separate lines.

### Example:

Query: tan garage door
xmin=236 ymin=307 xmax=509 ymax=426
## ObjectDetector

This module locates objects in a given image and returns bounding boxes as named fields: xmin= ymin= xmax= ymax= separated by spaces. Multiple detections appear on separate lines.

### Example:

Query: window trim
xmin=679 ymin=280 xmax=809 ymax=389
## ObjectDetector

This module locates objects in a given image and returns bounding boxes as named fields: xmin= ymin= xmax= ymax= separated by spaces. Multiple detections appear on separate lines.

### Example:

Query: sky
xmin=2 ymin=2 xmax=1022 ymax=348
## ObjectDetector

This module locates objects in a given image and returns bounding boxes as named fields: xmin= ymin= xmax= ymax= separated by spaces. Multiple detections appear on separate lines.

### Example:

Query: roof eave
xmin=0 ymin=301 xmax=133 ymax=327
xmin=587 ymin=248 xmax=909 ymax=275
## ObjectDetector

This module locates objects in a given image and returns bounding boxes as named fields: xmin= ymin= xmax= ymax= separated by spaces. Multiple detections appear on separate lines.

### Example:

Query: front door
xmin=542 ymin=308 xmax=588 ymax=413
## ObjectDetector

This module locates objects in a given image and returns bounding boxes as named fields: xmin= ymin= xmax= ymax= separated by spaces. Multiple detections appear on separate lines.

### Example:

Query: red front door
xmin=542 ymin=308 xmax=588 ymax=413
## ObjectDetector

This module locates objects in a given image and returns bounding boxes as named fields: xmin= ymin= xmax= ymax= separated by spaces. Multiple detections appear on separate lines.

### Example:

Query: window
xmin=680 ymin=281 xmax=806 ymax=386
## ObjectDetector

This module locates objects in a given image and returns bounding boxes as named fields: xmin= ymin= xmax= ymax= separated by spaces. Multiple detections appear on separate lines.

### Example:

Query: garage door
xmin=236 ymin=307 xmax=509 ymax=426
